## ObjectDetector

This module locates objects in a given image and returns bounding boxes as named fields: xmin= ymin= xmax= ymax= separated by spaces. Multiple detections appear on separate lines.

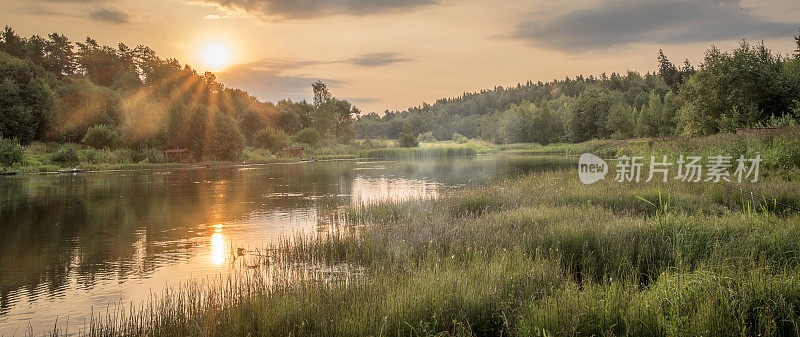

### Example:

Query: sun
xmin=199 ymin=42 xmax=232 ymax=71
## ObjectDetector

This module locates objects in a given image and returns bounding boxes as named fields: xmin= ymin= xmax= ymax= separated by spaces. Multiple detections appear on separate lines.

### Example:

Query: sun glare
xmin=199 ymin=42 xmax=232 ymax=71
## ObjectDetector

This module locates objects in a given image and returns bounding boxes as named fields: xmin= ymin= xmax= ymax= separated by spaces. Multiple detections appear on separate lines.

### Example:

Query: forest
xmin=0 ymin=25 xmax=358 ymax=165
xmin=1 ymin=25 xmax=800 ymax=168
xmin=357 ymin=34 xmax=800 ymax=144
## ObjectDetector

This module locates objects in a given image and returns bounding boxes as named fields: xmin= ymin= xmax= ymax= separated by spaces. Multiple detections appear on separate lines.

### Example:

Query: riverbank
xmin=46 ymin=131 xmax=800 ymax=336
xmin=2 ymin=139 xmax=497 ymax=174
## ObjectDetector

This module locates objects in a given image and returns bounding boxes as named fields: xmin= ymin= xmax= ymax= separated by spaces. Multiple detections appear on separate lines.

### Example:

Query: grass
xmin=4 ymin=144 xmax=301 ymax=173
xmin=36 ymin=137 xmax=800 ymax=336
xmin=359 ymin=145 xmax=477 ymax=159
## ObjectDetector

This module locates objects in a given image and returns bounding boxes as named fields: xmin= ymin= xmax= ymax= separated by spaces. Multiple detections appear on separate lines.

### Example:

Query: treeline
xmin=0 ymin=26 xmax=358 ymax=161
xmin=357 ymin=34 xmax=800 ymax=144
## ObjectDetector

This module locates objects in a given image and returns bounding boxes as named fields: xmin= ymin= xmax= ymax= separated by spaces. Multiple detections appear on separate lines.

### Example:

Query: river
xmin=0 ymin=155 xmax=562 ymax=335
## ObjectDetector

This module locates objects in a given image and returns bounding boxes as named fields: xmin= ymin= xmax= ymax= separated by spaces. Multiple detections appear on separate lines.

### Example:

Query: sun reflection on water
xmin=211 ymin=232 xmax=226 ymax=265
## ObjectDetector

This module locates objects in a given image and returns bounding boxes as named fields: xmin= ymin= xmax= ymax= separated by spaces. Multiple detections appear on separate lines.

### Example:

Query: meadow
xmin=35 ymin=129 xmax=800 ymax=336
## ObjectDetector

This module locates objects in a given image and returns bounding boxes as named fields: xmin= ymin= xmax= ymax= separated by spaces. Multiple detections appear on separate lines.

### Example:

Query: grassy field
xmin=40 ymin=130 xmax=800 ymax=336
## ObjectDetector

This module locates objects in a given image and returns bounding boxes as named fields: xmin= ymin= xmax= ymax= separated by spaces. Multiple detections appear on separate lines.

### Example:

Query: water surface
xmin=0 ymin=155 xmax=563 ymax=335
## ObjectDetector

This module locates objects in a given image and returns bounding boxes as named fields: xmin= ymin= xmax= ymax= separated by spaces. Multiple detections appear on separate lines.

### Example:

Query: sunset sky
xmin=1 ymin=0 xmax=798 ymax=113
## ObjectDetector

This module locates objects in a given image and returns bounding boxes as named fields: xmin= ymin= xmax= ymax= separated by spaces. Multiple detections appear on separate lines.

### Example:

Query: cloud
xmin=201 ymin=0 xmax=438 ymax=19
xmin=203 ymin=14 xmax=230 ymax=19
xmin=88 ymin=8 xmax=129 ymax=24
xmin=348 ymin=52 xmax=413 ymax=67
xmin=23 ymin=6 xmax=73 ymax=17
xmin=215 ymin=59 xmax=344 ymax=103
xmin=512 ymin=0 xmax=798 ymax=51
xmin=214 ymin=52 xmax=410 ymax=102
xmin=34 ymin=0 xmax=105 ymax=2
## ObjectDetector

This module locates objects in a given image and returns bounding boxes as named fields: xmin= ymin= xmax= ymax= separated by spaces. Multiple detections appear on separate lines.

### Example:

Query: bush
xmin=82 ymin=124 xmax=121 ymax=149
xmin=243 ymin=148 xmax=273 ymax=162
xmin=81 ymin=148 xmax=134 ymax=165
xmin=452 ymin=133 xmax=468 ymax=143
xmin=133 ymin=147 xmax=167 ymax=164
xmin=253 ymin=127 xmax=290 ymax=153
xmin=295 ymin=128 xmax=321 ymax=146
xmin=0 ymin=137 xmax=25 ymax=167
xmin=416 ymin=131 xmax=437 ymax=143
xmin=50 ymin=144 xmax=80 ymax=165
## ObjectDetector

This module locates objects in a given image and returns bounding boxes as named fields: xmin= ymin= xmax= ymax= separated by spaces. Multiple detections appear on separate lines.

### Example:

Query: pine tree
xmin=657 ymin=49 xmax=679 ymax=90
xmin=794 ymin=29 xmax=800 ymax=58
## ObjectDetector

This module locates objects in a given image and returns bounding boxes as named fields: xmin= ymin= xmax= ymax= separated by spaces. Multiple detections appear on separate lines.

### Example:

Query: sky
xmin=1 ymin=0 xmax=798 ymax=113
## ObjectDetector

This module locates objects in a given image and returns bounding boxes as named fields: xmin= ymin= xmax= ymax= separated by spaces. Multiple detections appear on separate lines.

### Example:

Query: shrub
xmin=82 ymin=124 xmax=121 ymax=149
xmin=133 ymin=147 xmax=167 ymax=164
xmin=416 ymin=131 xmax=437 ymax=143
xmin=452 ymin=133 xmax=468 ymax=143
xmin=0 ymin=137 xmax=25 ymax=167
xmin=243 ymin=148 xmax=273 ymax=162
xmin=253 ymin=127 xmax=290 ymax=153
xmin=50 ymin=144 xmax=80 ymax=165
xmin=24 ymin=142 xmax=56 ymax=155
xmin=295 ymin=128 xmax=321 ymax=146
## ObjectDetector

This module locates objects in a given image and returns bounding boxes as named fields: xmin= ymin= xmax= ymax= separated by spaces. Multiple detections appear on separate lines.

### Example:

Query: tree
xmin=397 ymin=123 xmax=419 ymax=147
xmin=56 ymin=78 xmax=120 ymax=141
xmin=295 ymin=127 xmax=321 ymax=145
xmin=309 ymin=81 xmax=359 ymax=143
xmin=203 ymin=111 xmax=243 ymax=160
xmin=0 ymin=26 xmax=27 ymax=59
xmin=312 ymin=80 xmax=331 ymax=107
xmin=0 ymin=51 xmax=60 ymax=143
xmin=527 ymin=101 xmax=562 ymax=145
xmin=658 ymin=50 xmax=679 ymax=90
xmin=678 ymin=41 xmax=788 ymax=134
xmin=606 ymin=102 xmax=635 ymax=139
xmin=44 ymin=33 xmax=76 ymax=76
xmin=794 ymin=28 xmax=800 ymax=58
xmin=252 ymin=127 xmax=289 ymax=153
xmin=76 ymin=38 xmax=137 ymax=87
xmin=237 ymin=108 xmax=266 ymax=142
xmin=563 ymin=87 xmax=615 ymax=142
xmin=635 ymin=91 xmax=676 ymax=137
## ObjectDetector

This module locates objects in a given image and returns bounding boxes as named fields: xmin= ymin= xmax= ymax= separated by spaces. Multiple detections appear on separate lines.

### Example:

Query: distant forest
xmin=1 ymin=25 xmax=799 ymax=162
xmin=0 ymin=26 xmax=358 ymax=160
xmin=357 ymin=32 xmax=800 ymax=144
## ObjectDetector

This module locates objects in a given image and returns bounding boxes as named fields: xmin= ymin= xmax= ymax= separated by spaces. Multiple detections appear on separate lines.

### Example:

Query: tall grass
xmin=359 ymin=146 xmax=477 ymax=159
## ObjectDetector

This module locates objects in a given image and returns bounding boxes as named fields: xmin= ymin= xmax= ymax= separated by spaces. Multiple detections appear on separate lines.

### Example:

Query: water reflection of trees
xmin=0 ymin=163 xmax=356 ymax=314
xmin=0 ymin=157 xmax=567 ymax=315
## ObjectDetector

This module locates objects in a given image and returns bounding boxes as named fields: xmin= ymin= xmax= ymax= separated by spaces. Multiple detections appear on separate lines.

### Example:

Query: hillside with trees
xmin=0 ymin=25 xmax=358 ymax=164
xmin=356 ymin=34 xmax=800 ymax=144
